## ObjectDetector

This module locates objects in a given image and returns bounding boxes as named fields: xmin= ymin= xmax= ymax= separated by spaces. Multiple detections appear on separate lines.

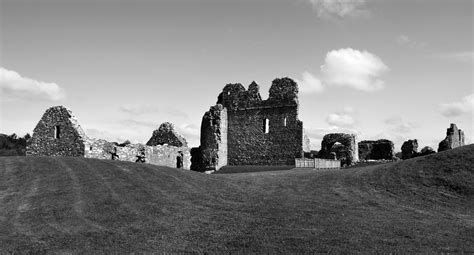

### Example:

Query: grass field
xmin=0 ymin=145 xmax=473 ymax=253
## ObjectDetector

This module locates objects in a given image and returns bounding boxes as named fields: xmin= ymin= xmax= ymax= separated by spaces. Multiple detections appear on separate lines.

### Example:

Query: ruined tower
xmin=192 ymin=77 xmax=304 ymax=171
xmin=438 ymin=123 xmax=465 ymax=152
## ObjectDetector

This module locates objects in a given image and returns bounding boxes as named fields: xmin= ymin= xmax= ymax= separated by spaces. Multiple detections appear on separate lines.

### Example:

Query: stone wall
xmin=85 ymin=139 xmax=191 ymax=169
xmin=28 ymin=106 xmax=191 ymax=170
xmin=401 ymin=139 xmax=418 ymax=159
xmin=438 ymin=123 xmax=465 ymax=152
xmin=317 ymin=133 xmax=358 ymax=166
xmin=191 ymin=104 xmax=228 ymax=171
xmin=223 ymin=78 xmax=303 ymax=165
xmin=146 ymin=122 xmax=188 ymax=147
xmin=191 ymin=77 xmax=304 ymax=170
xmin=358 ymin=139 xmax=395 ymax=160
xmin=27 ymin=106 xmax=87 ymax=157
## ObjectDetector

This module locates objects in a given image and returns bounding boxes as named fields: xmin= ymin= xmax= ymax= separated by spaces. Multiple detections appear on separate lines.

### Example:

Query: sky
xmin=0 ymin=0 xmax=473 ymax=151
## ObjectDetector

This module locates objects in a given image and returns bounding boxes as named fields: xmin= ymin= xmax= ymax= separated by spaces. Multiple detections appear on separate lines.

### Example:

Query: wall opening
xmin=176 ymin=151 xmax=184 ymax=168
xmin=263 ymin=118 xmax=269 ymax=134
xmin=54 ymin=126 xmax=61 ymax=139
xmin=283 ymin=117 xmax=287 ymax=127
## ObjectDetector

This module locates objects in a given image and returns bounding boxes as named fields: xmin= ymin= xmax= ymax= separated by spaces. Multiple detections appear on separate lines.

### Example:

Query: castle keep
xmin=192 ymin=78 xmax=304 ymax=171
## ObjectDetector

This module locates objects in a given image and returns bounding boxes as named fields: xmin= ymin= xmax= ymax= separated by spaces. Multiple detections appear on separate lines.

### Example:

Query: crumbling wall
xmin=146 ymin=122 xmax=188 ymax=147
xmin=224 ymin=78 xmax=303 ymax=165
xmin=358 ymin=139 xmax=395 ymax=160
xmin=401 ymin=139 xmax=418 ymax=159
xmin=27 ymin=106 xmax=87 ymax=157
xmin=29 ymin=105 xmax=191 ymax=169
xmin=192 ymin=77 xmax=304 ymax=170
xmin=191 ymin=104 xmax=228 ymax=171
xmin=317 ymin=133 xmax=358 ymax=166
xmin=438 ymin=123 xmax=465 ymax=152
xmin=85 ymin=139 xmax=191 ymax=169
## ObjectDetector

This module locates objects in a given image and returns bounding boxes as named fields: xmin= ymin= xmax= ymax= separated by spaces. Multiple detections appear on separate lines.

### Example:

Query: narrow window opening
xmin=227 ymin=91 xmax=230 ymax=95
xmin=283 ymin=117 xmax=287 ymax=127
xmin=263 ymin=118 xmax=269 ymax=134
xmin=54 ymin=126 xmax=61 ymax=139
xmin=90 ymin=146 xmax=93 ymax=151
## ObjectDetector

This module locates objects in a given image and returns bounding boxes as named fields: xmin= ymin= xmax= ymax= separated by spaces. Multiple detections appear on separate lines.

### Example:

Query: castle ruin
xmin=438 ymin=123 xmax=465 ymax=152
xmin=191 ymin=78 xmax=304 ymax=171
xmin=27 ymin=106 xmax=191 ymax=169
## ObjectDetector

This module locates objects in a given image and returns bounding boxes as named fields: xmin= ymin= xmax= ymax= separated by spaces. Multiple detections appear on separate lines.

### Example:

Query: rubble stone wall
xmin=317 ymin=133 xmax=358 ymax=166
xmin=85 ymin=139 xmax=191 ymax=169
xmin=401 ymin=139 xmax=419 ymax=159
xmin=438 ymin=123 xmax=465 ymax=152
xmin=26 ymin=106 xmax=87 ymax=157
xmin=223 ymin=78 xmax=303 ymax=165
xmin=358 ymin=139 xmax=395 ymax=160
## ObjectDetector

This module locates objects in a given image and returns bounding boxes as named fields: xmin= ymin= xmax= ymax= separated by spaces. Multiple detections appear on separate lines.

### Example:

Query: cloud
xmin=119 ymin=104 xmax=188 ymax=118
xmin=305 ymin=125 xmax=361 ymax=150
xmin=384 ymin=116 xmax=417 ymax=133
xmin=0 ymin=67 xmax=65 ymax=101
xmin=432 ymin=51 xmax=474 ymax=62
xmin=296 ymin=71 xmax=324 ymax=94
xmin=326 ymin=106 xmax=356 ymax=127
xmin=297 ymin=48 xmax=388 ymax=93
xmin=320 ymin=48 xmax=388 ymax=91
xmin=309 ymin=0 xmax=369 ymax=18
xmin=439 ymin=94 xmax=474 ymax=117
xmin=396 ymin=35 xmax=427 ymax=48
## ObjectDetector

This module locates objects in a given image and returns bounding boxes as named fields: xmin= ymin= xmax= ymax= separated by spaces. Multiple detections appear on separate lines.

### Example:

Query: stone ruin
xmin=438 ymin=123 xmax=465 ymax=152
xmin=27 ymin=106 xmax=191 ymax=169
xmin=27 ymin=106 xmax=88 ymax=157
xmin=401 ymin=139 xmax=418 ymax=160
xmin=358 ymin=139 xmax=395 ymax=160
xmin=400 ymin=139 xmax=437 ymax=160
xmin=147 ymin=122 xmax=188 ymax=147
xmin=317 ymin=133 xmax=358 ymax=166
xmin=191 ymin=78 xmax=304 ymax=171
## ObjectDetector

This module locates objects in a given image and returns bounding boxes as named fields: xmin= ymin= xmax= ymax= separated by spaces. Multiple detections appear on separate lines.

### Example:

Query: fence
xmin=295 ymin=158 xmax=341 ymax=169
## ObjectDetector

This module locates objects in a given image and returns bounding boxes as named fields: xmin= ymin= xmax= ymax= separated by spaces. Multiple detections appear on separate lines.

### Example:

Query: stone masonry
xmin=401 ymin=139 xmax=418 ymax=159
xmin=27 ymin=106 xmax=88 ymax=157
xmin=146 ymin=122 xmax=188 ymax=147
xmin=191 ymin=78 xmax=304 ymax=171
xmin=358 ymin=139 xmax=395 ymax=160
xmin=317 ymin=133 xmax=359 ymax=166
xmin=27 ymin=106 xmax=191 ymax=169
xmin=438 ymin=123 xmax=465 ymax=152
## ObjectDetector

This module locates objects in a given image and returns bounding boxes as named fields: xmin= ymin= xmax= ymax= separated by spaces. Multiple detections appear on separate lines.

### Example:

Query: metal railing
xmin=295 ymin=158 xmax=341 ymax=169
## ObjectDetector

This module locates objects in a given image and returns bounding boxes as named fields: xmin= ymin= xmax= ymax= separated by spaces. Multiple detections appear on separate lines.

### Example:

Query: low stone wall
xmin=85 ymin=139 xmax=191 ymax=170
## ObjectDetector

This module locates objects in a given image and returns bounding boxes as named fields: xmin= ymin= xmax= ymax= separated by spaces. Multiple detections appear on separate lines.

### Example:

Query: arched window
xmin=54 ymin=126 xmax=61 ymax=139
xmin=263 ymin=118 xmax=269 ymax=134
xmin=283 ymin=117 xmax=287 ymax=127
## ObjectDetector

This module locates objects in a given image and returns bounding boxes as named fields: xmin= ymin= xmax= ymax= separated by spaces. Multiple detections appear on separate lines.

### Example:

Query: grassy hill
xmin=0 ymin=145 xmax=473 ymax=253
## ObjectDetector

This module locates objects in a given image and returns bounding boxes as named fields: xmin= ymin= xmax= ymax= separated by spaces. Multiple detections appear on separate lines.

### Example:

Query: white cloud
xmin=384 ymin=116 xmax=417 ymax=133
xmin=119 ymin=104 xmax=188 ymax=118
xmin=309 ymin=0 xmax=369 ymax=18
xmin=396 ymin=35 xmax=427 ymax=48
xmin=432 ymin=51 xmax=474 ymax=62
xmin=0 ymin=67 xmax=65 ymax=101
xmin=439 ymin=94 xmax=474 ymax=117
xmin=326 ymin=106 xmax=356 ymax=127
xmin=297 ymin=48 xmax=388 ymax=93
xmin=296 ymin=71 xmax=324 ymax=94
xmin=320 ymin=48 xmax=389 ymax=91
xmin=305 ymin=126 xmax=361 ymax=150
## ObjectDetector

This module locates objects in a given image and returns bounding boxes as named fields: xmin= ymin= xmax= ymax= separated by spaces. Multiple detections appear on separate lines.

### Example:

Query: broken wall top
xmin=146 ymin=122 xmax=188 ymax=147
xmin=217 ymin=77 xmax=299 ymax=111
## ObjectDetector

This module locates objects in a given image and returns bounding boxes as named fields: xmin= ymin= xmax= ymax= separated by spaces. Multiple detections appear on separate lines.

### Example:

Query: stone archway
xmin=317 ymin=133 xmax=359 ymax=166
